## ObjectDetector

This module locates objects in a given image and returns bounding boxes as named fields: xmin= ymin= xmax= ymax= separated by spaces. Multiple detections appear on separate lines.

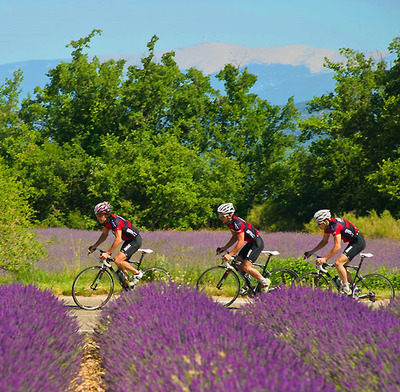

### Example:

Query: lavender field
xmin=240 ymin=286 xmax=400 ymax=392
xmin=35 ymin=228 xmax=400 ymax=276
xmin=0 ymin=283 xmax=83 ymax=391
xmin=95 ymin=283 xmax=335 ymax=391
xmin=94 ymin=283 xmax=400 ymax=392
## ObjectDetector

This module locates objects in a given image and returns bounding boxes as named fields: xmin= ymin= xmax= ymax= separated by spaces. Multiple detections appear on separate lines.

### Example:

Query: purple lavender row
xmin=35 ymin=228 xmax=400 ymax=273
xmin=239 ymin=286 xmax=400 ymax=392
xmin=94 ymin=283 xmax=334 ymax=392
xmin=0 ymin=283 xmax=83 ymax=391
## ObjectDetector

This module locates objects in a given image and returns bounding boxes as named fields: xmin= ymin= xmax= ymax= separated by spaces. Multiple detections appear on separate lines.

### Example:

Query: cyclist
xmin=88 ymin=201 xmax=143 ymax=286
xmin=304 ymin=209 xmax=366 ymax=295
xmin=216 ymin=203 xmax=271 ymax=293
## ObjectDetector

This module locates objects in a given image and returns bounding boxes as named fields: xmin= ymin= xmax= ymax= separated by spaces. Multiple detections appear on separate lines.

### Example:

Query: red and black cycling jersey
xmin=105 ymin=214 xmax=139 ymax=241
xmin=228 ymin=216 xmax=259 ymax=243
xmin=324 ymin=218 xmax=359 ymax=243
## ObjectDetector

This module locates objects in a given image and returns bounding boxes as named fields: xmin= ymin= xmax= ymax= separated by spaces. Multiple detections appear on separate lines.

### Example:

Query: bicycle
xmin=72 ymin=248 xmax=171 ymax=310
xmin=296 ymin=253 xmax=395 ymax=302
xmin=196 ymin=250 xmax=298 ymax=307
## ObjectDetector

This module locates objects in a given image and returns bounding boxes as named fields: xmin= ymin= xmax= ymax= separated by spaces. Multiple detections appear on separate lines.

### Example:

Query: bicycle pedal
xmin=239 ymin=287 xmax=248 ymax=296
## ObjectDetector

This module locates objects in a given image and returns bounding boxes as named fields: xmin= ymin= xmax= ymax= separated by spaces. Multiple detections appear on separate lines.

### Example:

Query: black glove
xmin=216 ymin=247 xmax=222 ymax=255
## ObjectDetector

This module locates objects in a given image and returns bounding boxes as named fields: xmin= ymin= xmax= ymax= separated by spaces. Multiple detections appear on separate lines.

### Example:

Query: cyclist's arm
xmin=322 ymin=234 xmax=341 ymax=262
xmin=104 ymin=230 xmax=123 ymax=257
xmin=223 ymin=232 xmax=244 ymax=260
xmin=305 ymin=233 xmax=329 ymax=258
xmin=219 ymin=231 xmax=237 ymax=253
xmin=90 ymin=226 xmax=109 ymax=252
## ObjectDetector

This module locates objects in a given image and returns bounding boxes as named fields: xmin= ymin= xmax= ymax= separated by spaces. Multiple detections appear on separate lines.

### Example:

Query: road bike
xmin=296 ymin=252 xmax=395 ymax=302
xmin=72 ymin=248 xmax=171 ymax=310
xmin=196 ymin=250 xmax=298 ymax=307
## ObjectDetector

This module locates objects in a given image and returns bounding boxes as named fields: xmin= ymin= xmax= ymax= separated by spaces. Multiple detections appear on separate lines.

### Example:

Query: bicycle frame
xmin=90 ymin=248 xmax=154 ymax=290
xmin=313 ymin=252 xmax=379 ymax=299
xmin=223 ymin=250 xmax=279 ymax=296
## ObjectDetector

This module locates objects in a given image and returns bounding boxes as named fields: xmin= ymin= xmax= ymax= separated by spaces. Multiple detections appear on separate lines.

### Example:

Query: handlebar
xmin=88 ymin=248 xmax=114 ymax=265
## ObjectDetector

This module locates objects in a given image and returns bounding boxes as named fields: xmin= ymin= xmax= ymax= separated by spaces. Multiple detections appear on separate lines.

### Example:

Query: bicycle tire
xmin=196 ymin=266 xmax=240 ymax=307
xmin=295 ymin=272 xmax=331 ymax=291
xmin=136 ymin=267 xmax=172 ymax=286
xmin=72 ymin=266 xmax=114 ymax=310
xmin=353 ymin=273 xmax=395 ymax=303
xmin=267 ymin=268 xmax=298 ymax=293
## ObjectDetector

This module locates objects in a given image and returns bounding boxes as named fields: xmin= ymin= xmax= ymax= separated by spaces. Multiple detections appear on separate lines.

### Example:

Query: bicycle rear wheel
xmin=353 ymin=273 xmax=395 ymax=303
xmin=196 ymin=266 xmax=240 ymax=307
xmin=295 ymin=272 xmax=331 ymax=291
xmin=267 ymin=268 xmax=298 ymax=293
xmin=137 ymin=267 xmax=172 ymax=286
xmin=72 ymin=266 xmax=114 ymax=310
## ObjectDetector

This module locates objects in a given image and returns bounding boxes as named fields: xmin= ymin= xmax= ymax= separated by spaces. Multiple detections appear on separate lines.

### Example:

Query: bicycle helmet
xmin=217 ymin=203 xmax=235 ymax=216
xmin=313 ymin=209 xmax=331 ymax=223
xmin=94 ymin=201 xmax=111 ymax=215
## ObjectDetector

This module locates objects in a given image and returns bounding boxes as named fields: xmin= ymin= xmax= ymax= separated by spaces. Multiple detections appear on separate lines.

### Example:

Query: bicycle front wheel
xmin=268 ymin=268 xmax=298 ymax=292
xmin=196 ymin=266 xmax=240 ymax=307
xmin=354 ymin=273 xmax=395 ymax=303
xmin=295 ymin=272 xmax=331 ymax=291
xmin=137 ymin=267 xmax=172 ymax=286
xmin=72 ymin=266 xmax=114 ymax=310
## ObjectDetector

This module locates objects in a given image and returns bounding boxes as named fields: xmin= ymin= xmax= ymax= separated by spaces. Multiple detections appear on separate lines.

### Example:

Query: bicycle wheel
xmin=353 ymin=273 xmax=395 ymax=303
xmin=267 ymin=268 xmax=298 ymax=293
xmin=295 ymin=272 xmax=331 ymax=291
xmin=196 ymin=266 xmax=240 ymax=307
xmin=137 ymin=267 xmax=172 ymax=286
xmin=72 ymin=266 xmax=114 ymax=310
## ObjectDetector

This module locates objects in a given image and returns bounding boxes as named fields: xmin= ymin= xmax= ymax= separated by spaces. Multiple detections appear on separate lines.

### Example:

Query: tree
xmin=0 ymin=161 xmax=45 ymax=272
xmin=288 ymin=37 xmax=400 ymax=220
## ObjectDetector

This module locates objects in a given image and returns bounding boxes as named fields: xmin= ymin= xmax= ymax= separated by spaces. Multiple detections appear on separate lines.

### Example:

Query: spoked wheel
xmin=136 ymin=267 xmax=172 ymax=286
xmin=72 ymin=266 xmax=114 ymax=310
xmin=295 ymin=273 xmax=332 ymax=292
xmin=353 ymin=273 xmax=395 ymax=303
xmin=268 ymin=268 xmax=298 ymax=293
xmin=196 ymin=266 xmax=240 ymax=307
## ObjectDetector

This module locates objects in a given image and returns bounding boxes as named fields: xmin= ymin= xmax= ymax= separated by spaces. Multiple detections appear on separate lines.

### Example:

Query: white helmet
xmin=217 ymin=203 xmax=235 ymax=216
xmin=94 ymin=201 xmax=111 ymax=215
xmin=313 ymin=209 xmax=331 ymax=223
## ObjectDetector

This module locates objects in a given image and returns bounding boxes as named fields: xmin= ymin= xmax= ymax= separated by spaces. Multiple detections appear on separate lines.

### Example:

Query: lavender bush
xmin=0 ymin=283 xmax=83 ymax=391
xmin=94 ymin=283 xmax=334 ymax=392
xmin=239 ymin=286 xmax=400 ymax=392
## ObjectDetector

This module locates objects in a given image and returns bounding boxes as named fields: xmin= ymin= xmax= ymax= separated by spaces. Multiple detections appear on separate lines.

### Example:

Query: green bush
xmin=0 ymin=161 xmax=46 ymax=273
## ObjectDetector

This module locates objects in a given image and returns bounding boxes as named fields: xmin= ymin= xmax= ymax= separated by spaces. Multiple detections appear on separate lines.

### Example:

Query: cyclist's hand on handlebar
xmin=88 ymin=245 xmax=96 ymax=254
xmin=221 ymin=253 xmax=232 ymax=262
xmin=316 ymin=257 xmax=326 ymax=265
xmin=303 ymin=251 xmax=311 ymax=259
xmin=100 ymin=251 xmax=111 ymax=260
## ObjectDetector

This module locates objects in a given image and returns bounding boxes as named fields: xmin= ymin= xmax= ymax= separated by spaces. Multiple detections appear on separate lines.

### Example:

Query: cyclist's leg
xmin=115 ymin=235 xmax=143 ymax=277
xmin=237 ymin=237 xmax=269 ymax=287
xmin=338 ymin=234 xmax=366 ymax=291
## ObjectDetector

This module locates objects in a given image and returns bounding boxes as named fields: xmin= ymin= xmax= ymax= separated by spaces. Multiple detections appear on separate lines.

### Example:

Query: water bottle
xmin=332 ymin=276 xmax=342 ymax=289
xmin=116 ymin=269 xmax=126 ymax=283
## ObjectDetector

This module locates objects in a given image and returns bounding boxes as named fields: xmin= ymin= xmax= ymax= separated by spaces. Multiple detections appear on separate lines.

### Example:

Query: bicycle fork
xmin=90 ymin=268 xmax=107 ymax=290
xmin=216 ymin=263 xmax=236 ymax=290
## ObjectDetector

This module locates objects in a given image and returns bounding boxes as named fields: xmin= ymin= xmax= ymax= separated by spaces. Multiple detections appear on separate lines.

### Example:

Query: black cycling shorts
xmin=120 ymin=234 xmax=142 ymax=260
xmin=238 ymin=236 xmax=264 ymax=263
xmin=343 ymin=233 xmax=366 ymax=261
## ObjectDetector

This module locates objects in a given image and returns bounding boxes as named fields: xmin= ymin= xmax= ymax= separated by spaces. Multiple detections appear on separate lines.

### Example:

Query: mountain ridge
xmin=0 ymin=43 xmax=388 ymax=105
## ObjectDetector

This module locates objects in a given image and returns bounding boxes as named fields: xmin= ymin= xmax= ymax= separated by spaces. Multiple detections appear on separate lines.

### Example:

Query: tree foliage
xmin=267 ymin=37 xmax=400 ymax=225
xmin=0 ymin=162 xmax=45 ymax=272
xmin=1 ymin=31 xmax=399 ymax=231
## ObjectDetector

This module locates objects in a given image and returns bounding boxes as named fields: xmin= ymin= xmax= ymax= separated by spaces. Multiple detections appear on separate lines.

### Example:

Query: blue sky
xmin=1 ymin=0 xmax=399 ymax=65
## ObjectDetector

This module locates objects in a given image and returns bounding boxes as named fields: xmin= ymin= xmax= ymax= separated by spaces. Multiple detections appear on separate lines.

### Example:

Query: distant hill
xmin=0 ymin=42 xmax=387 ymax=106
